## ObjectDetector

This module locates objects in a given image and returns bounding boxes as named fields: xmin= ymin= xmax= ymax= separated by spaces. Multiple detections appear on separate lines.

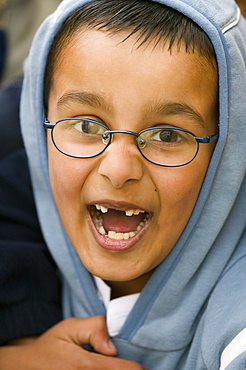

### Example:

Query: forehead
xmin=48 ymin=29 xmax=218 ymax=131
xmin=54 ymin=23 xmax=217 ymax=71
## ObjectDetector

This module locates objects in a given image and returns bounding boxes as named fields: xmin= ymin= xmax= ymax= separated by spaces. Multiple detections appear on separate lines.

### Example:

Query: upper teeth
xmin=95 ymin=204 xmax=145 ymax=216
xmin=95 ymin=205 xmax=108 ymax=213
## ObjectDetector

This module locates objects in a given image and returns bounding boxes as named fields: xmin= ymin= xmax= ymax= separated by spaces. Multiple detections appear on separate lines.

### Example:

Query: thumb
xmin=63 ymin=316 xmax=117 ymax=356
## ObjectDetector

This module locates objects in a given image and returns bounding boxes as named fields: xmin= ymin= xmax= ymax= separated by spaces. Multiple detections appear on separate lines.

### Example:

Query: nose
xmin=98 ymin=135 xmax=144 ymax=189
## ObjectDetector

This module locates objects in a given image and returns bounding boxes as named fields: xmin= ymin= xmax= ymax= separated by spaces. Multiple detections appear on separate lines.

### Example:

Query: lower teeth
xmin=92 ymin=209 xmax=149 ymax=240
xmin=108 ymin=230 xmax=136 ymax=240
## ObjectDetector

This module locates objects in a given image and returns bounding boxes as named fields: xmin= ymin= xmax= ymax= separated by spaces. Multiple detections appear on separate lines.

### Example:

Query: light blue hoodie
xmin=20 ymin=0 xmax=246 ymax=368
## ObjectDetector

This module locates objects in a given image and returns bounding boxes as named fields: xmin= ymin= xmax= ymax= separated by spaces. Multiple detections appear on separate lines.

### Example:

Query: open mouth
xmin=89 ymin=204 xmax=150 ymax=241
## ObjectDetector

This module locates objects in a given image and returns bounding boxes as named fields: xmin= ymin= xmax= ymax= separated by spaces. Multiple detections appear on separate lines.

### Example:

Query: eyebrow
xmin=57 ymin=91 xmax=205 ymax=127
xmin=57 ymin=91 xmax=112 ymax=112
xmin=149 ymin=101 xmax=205 ymax=127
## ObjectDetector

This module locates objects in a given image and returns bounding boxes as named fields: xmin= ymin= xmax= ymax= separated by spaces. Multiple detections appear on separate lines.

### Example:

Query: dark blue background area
xmin=0 ymin=29 xmax=7 ymax=81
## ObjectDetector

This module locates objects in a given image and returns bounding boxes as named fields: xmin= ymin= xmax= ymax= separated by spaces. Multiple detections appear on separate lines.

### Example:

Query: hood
xmin=20 ymin=0 xmax=246 ymax=365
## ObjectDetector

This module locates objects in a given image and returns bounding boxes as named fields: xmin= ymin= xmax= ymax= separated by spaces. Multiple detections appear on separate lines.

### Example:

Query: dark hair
xmin=44 ymin=0 xmax=216 ymax=106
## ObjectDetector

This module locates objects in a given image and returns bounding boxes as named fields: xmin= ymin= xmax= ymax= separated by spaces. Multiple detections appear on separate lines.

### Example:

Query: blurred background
xmin=0 ymin=0 xmax=61 ymax=159
xmin=0 ymin=0 xmax=61 ymax=86
xmin=236 ymin=0 xmax=246 ymax=17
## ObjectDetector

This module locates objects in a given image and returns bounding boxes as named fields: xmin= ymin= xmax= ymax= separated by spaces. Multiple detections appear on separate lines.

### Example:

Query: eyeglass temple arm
xmin=196 ymin=133 xmax=219 ymax=143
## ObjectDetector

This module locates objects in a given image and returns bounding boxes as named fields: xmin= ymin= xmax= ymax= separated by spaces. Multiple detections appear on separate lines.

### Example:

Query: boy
xmin=0 ymin=0 xmax=246 ymax=368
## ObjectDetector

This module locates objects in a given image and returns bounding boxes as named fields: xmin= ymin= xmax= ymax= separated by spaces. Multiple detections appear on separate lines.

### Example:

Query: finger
xmin=54 ymin=316 xmax=117 ymax=356
xmin=81 ymin=350 xmax=148 ymax=370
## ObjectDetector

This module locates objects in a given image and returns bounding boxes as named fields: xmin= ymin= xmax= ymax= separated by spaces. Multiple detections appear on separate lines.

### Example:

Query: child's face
xmin=47 ymin=29 xmax=218 ymax=290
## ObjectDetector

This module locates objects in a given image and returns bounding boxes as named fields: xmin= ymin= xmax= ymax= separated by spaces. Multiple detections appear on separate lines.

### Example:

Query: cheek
xmin=177 ymin=143 xmax=214 ymax=197
xmin=47 ymin=136 xmax=89 ymax=210
xmin=155 ymin=152 xmax=211 ymax=223
xmin=158 ymin=171 xmax=200 ymax=212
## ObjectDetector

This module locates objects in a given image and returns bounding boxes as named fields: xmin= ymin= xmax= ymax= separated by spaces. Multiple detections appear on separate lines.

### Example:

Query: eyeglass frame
xmin=43 ymin=118 xmax=219 ymax=168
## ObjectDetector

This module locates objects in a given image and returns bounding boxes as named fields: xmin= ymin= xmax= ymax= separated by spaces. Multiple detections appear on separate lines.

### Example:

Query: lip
xmin=87 ymin=200 xmax=152 ymax=252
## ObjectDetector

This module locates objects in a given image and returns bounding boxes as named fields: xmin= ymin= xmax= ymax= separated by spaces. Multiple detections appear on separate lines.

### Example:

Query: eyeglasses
xmin=43 ymin=118 xmax=219 ymax=167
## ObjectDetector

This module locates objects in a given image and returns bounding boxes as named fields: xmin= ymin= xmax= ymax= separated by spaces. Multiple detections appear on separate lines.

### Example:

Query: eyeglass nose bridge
xmin=102 ymin=129 xmax=140 ymax=146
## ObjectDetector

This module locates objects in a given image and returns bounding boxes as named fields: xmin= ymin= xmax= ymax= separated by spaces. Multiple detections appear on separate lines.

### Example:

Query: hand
xmin=0 ymin=316 xmax=147 ymax=369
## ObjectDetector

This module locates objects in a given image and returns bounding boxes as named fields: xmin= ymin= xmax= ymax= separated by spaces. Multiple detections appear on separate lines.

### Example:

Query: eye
xmin=73 ymin=119 xmax=106 ymax=135
xmin=159 ymin=129 xmax=179 ymax=142
xmin=139 ymin=127 xmax=195 ymax=151
xmin=149 ymin=128 xmax=183 ymax=143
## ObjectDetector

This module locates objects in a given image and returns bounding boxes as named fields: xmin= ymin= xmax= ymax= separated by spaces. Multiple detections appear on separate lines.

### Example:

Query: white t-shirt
xmin=94 ymin=276 xmax=140 ymax=337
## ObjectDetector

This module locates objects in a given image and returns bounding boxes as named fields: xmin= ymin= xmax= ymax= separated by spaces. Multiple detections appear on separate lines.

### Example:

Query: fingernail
xmin=108 ymin=339 xmax=117 ymax=351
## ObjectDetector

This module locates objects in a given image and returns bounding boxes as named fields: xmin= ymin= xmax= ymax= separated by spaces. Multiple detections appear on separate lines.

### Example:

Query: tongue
xmin=102 ymin=209 xmax=145 ymax=233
